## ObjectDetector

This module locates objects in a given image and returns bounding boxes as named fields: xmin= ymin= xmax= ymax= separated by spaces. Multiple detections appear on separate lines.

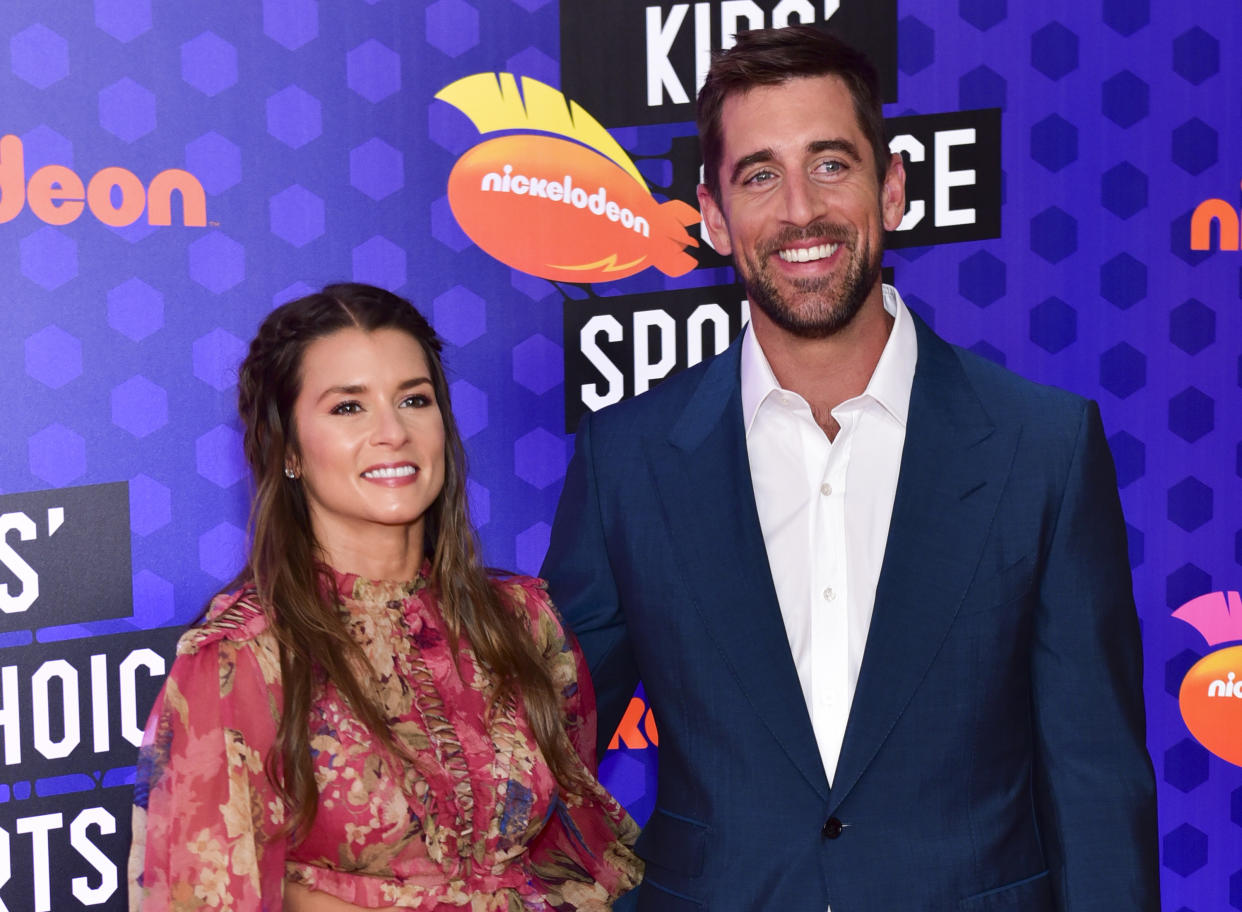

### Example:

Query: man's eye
xmin=330 ymin=401 xmax=362 ymax=415
xmin=817 ymin=160 xmax=844 ymax=174
xmin=744 ymin=168 xmax=776 ymax=185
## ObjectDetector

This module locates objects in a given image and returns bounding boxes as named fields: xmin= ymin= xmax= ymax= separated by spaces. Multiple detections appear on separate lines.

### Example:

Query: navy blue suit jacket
xmin=542 ymin=313 xmax=1158 ymax=911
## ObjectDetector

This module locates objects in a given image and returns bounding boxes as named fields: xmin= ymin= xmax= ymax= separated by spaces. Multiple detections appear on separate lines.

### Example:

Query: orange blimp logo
xmin=1173 ymin=590 xmax=1242 ymax=767
xmin=436 ymin=73 xmax=699 ymax=283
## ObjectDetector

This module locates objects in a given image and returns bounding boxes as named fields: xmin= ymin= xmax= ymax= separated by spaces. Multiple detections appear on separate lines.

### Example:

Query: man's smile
xmin=777 ymin=242 xmax=841 ymax=263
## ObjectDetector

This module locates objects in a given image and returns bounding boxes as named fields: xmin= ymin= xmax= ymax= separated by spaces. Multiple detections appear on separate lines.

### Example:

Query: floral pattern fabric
xmin=128 ymin=571 xmax=641 ymax=911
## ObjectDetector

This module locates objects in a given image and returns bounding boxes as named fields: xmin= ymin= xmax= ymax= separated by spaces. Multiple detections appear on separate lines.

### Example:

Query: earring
xmin=284 ymin=467 xmax=297 ymax=479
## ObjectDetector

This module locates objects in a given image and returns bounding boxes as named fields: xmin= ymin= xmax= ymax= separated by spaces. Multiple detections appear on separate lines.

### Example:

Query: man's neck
xmin=750 ymin=285 xmax=894 ymax=439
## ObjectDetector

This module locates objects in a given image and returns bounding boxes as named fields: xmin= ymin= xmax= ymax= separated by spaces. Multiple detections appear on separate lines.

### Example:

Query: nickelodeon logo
xmin=1190 ymin=181 xmax=1241 ymax=251
xmin=1173 ymin=590 xmax=1242 ymax=767
xmin=0 ymin=134 xmax=206 ymax=228
xmin=435 ymin=73 xmax=700 ymax=284
xmin=482 ymin=167 xmax=654 ymax=239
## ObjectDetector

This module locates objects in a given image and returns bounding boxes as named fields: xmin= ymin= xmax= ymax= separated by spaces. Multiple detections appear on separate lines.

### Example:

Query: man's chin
xmin=745 ymin=280 xmax=863 ymax=337
xmin=750 ymin=300 xmax=857 ymax=339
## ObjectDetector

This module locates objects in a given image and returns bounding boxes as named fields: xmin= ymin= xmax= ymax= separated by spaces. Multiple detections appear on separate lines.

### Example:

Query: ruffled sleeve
xmin=504 ymin=578 xmax=643 ymax=910
xmin=128 ymin=592 xmax=287 ymax=912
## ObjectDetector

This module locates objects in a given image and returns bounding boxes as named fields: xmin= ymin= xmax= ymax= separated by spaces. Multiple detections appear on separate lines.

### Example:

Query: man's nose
xmin=779 ymin=172 xmax=823 ymax=226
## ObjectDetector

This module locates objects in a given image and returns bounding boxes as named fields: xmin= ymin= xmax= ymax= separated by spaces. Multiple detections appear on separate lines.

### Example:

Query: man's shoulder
xmin=930 ymin=327 xmax=1088 ymax=428
xmin=958 ymin=344 xmax=1082 ymax=405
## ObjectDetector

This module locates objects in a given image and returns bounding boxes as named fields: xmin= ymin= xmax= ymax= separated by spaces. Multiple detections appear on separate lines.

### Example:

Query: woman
xmin=128 ymin=284 xmax=641 ymax=911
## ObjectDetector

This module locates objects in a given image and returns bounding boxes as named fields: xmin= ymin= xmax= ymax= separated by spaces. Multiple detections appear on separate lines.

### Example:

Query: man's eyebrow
xmin=729 ymin=139 xmax=864 ymax=185
xmin=808 ymin=138 xmax=863 ymax=162
xmin=729 ymin=149 xmax=775 ymax=185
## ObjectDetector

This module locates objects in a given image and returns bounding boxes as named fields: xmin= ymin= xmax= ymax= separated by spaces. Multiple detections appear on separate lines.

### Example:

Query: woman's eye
xmin=329 ymin=401 xmax=362 ymax=415
xmin=401 ymin=393 xmax=432 ymax=408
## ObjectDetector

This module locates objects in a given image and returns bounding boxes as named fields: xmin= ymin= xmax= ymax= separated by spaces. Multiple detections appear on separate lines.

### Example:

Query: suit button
xmin=821 ymin=817 xmax=843 ymax=839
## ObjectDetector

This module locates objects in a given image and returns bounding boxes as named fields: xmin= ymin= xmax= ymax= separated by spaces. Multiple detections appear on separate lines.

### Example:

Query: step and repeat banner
xmin=0 ymin=1 xmax=1238 ymax=908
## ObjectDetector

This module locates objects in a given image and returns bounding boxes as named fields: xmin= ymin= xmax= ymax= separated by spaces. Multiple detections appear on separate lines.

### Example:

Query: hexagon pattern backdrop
xmin=0 ymin=0 xmax=1238 ymax=908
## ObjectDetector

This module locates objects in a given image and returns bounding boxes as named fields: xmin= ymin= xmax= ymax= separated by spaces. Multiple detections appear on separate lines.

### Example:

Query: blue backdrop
xmin=0 ymin=1 xmax=1239 ymax=909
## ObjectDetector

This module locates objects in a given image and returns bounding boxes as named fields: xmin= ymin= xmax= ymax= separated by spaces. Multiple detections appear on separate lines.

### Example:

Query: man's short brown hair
xmin=697 ymin=25 xmax=888 ymax=201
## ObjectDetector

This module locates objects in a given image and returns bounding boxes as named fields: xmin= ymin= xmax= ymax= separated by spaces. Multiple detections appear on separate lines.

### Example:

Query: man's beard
xmin=738 ymin=221 xmax=883 ymax=340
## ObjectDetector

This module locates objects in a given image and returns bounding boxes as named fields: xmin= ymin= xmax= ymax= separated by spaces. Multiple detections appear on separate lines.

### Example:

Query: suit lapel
xmin=647 ymin=338 xmax=830 ymax=801
xmin=829 ymin=315 xmax=1014 ymax=811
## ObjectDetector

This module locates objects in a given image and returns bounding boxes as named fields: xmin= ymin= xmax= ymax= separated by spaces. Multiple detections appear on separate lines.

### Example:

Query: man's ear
xmin=880 ymin=152 xmax=907 ymax=233
xmin=696 ymin=183 xmax=733 ymax=256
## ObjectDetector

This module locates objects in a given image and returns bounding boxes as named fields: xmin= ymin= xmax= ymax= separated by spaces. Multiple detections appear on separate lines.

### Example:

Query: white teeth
xmin=778 ymin=242 xmax=839 ymax=263
xmin=362 ymin=465 xmax=417 ymax=479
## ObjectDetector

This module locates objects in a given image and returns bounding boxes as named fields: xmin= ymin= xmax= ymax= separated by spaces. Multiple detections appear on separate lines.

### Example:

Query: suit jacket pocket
xmin=958 ymin=870 xmax=1053 ymax=910
xmin=959 ymin=555 xmax=1036 ymax=616
xmin=634 ymin=808 xmax=708 ymax=877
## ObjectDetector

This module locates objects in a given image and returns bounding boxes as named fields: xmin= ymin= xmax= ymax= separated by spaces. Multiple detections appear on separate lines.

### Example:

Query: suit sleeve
xmin=541 ymin=412 xmax=641 ymax=759
xmin=1031 ymin=399 xmax=1159 ymax=910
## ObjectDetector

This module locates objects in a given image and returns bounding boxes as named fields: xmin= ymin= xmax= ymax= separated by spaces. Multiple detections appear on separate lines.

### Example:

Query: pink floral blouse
xmin=128 ymin=570 xmax=641 ymax=911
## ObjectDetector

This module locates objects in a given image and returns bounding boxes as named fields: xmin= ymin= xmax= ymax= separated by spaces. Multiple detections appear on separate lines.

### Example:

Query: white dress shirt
xmin=741 ymin=284 xmax=917 ymax=785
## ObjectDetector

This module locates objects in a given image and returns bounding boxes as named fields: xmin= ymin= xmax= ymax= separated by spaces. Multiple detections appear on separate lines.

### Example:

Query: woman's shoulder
xmin=177 ymin=586 xmax=272 ymax=657
xmin=492 ymin=572 xmax=548 ymax=597
xmin=492 ymin=573 xmax=556 ymax=619
xmin=491 ymin=573 xmax=577 ymax=656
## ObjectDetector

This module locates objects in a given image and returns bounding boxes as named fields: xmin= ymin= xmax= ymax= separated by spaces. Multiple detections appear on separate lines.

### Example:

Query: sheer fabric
xmin=128 ymin=570 xmax=641 ymax=911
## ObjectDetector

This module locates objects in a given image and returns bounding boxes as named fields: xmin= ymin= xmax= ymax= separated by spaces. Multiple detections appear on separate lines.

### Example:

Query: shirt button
xmin=820 ymin=482 xmax=833 ymax=496
xmin=823 ymin=587 xmax=836 ymax=601
xmin=821 ymin=817 xmax=843 ymax=839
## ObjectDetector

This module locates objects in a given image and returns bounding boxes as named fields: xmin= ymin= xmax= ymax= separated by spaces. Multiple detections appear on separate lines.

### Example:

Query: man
xmin=543 ymin=26 xmax=1158 ymax=911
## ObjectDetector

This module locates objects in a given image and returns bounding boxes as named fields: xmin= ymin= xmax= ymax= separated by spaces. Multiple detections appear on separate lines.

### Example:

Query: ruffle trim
xmin=178 ymin=588 xmax=268 ymax=655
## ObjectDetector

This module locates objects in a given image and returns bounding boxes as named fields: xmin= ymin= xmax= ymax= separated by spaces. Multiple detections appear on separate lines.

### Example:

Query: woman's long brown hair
xmin=231 ymin=283 xmax=585 ymax=840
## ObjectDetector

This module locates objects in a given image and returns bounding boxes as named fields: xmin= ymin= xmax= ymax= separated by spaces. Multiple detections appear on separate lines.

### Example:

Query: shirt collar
xmin=740 ymin=283 xmax=917 ymax=436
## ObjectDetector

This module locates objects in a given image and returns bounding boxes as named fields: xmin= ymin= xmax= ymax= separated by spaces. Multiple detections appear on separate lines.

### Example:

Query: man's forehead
xmin=718 ymin=74 xmax=862 ymax=152
xmin=721 ymin=73 xmax=850 ymax=110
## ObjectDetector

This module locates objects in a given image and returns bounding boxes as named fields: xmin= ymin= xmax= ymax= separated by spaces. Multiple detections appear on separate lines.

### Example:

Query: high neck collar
xmin=326 ymin=561 xmax=431 ymax=606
